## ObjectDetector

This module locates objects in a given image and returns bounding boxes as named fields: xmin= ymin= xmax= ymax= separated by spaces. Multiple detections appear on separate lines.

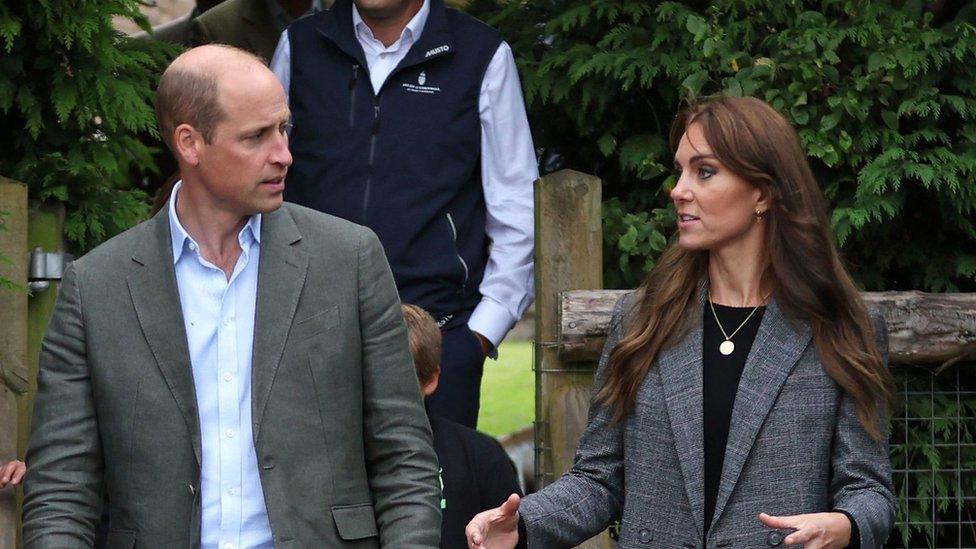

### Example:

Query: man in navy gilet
xmin=271 ymin=0 xmax=536 ymax=428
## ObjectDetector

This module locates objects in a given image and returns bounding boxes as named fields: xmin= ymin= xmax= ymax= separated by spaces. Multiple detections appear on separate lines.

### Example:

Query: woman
xmin=467 ymin=97 xmax=896 ymax=548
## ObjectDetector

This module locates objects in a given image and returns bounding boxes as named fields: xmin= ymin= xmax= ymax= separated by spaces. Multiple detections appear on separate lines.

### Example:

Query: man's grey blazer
xmin=520 ymin=290 xmax=895 ymax=548
xmin=23 ymin=203 xmax=441 ymax=548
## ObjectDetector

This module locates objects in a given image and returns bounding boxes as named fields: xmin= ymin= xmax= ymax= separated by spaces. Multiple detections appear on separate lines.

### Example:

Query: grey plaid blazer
xmin=520 ymin=289 xmax=895 ymax=548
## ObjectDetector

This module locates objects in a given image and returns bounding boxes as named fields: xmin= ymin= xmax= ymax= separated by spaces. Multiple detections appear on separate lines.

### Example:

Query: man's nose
xmin=271 ymin=132 xmax=292 ymax=167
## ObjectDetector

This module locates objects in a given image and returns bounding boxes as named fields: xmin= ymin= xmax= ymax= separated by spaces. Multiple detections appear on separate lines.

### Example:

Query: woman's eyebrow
xmin=689 ymin=154 xmax=717 ymax=163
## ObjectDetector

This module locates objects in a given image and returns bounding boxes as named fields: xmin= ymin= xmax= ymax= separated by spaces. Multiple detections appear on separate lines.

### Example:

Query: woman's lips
xmin=677 ymin=213 xmax=699 ymax=229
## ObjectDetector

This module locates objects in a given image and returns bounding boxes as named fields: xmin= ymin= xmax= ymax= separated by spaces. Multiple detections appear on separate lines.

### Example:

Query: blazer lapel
xmin=709 ymin=297 xmax=812 ymax=526
xmin=251 ymin=206 xmax=308 ymax=443
xmin=127 ymin=212 xmax=202 ymax=465
xmin=657 ymin=285 xmax=708 ymax=540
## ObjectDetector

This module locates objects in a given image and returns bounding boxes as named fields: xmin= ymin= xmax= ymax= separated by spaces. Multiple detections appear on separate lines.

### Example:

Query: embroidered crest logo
xmin=402 ymin=70 xmax=441 ymax=95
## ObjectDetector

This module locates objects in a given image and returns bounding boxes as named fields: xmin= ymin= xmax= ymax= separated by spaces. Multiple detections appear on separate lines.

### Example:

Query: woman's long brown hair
xmin=596 ymin=96 xmax=894 ymax=440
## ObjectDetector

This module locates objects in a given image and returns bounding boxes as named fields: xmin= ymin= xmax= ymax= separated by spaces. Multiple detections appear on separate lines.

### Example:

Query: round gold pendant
xmin=719 ymin=340 xmax=735 ymax=355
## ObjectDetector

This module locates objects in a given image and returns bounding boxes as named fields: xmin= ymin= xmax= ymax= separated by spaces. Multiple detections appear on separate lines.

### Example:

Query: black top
xmin=429 ymin=412 xmax=524 ymax=549
xmin=701 ymin=302 xmax=859 ymax=546
xmin=702 ymin=301 xmax=765 ymax=535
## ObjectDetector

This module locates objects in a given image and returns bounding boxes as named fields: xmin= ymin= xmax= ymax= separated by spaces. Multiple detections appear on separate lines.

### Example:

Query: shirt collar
xmin=167 ymin=180 xmax=262 ymax=264
xmin=351 ymin=0 xmax=429 ymax=49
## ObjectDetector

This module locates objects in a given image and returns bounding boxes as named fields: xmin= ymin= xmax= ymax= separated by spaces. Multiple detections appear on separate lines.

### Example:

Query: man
xmin=191 ymin=0 xmax=331 ymax=62
xmin=271 ymin=0 xmax=537 ymax=428
xmin=23 ymin=45 xmax=440 ymax=548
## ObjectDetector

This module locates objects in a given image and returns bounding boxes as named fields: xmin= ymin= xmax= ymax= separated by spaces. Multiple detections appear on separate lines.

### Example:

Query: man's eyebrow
xmin=240 ymin=117 xmax=289 ymax=135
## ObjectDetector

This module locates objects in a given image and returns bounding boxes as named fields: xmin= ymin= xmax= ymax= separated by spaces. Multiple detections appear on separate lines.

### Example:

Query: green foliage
xmin=889 ymin=365 xmax=976 ymax=547
xmin=0 ymin=1 xmax=178 ymax=252
xmin=469 ymin=0 xmax=976 ymax=291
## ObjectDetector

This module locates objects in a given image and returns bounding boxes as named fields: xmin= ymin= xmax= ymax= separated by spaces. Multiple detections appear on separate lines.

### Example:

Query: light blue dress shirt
xmin=168 ymin=182 xmax=274 ymax=549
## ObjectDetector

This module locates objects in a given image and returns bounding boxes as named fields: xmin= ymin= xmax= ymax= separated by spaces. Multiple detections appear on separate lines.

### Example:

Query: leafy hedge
xmin=0 ymin=1 xmax=175 ymax=252
xmin=469 ymin=0 xmax=976 ymax=292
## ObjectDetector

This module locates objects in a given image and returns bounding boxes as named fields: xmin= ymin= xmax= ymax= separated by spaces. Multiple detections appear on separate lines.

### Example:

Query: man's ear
xmin=174 ymin=124 xmax=202 ymax=166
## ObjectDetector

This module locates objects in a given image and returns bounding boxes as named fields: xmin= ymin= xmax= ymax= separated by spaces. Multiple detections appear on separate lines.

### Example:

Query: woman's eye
xmin=698 ymin=166 xmax=716 ymax=179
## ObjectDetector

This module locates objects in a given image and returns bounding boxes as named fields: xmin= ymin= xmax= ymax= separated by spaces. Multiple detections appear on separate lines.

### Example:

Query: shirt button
xmin=223 ymin=372 xmax=233 ymax=382
xmin=226 ymin=429 xmax=235 ymax=438
xmin=227 ymin=487 xmax=237 ymax=496
xmin=188 ymin=242 xmax=197 ymax=251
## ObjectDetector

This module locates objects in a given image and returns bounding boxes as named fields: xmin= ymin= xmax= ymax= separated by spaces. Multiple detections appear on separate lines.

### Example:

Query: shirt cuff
xmin=832 ymin=509 xmax=860 ymax=548
xmin=467 ymin=298 xmax=518 ymax=355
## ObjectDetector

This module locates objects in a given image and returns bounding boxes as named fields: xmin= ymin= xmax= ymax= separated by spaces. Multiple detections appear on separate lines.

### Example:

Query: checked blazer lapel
xmin=250 ymin=206 xmax=308 ymax=443
xmin=657 ymin=284 xmax=709 ymax=541
xmin=709 ymin=297 xmax=812 ymax=527
xmin=127 ymin=212 xmax=202 ymax=465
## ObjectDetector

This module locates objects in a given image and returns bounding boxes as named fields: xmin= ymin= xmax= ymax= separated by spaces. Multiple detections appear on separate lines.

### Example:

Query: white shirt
xmin=270 ymin=1 xmax=537 ymax=349
xmin=168 ymin=182 xmax=274 ymax=549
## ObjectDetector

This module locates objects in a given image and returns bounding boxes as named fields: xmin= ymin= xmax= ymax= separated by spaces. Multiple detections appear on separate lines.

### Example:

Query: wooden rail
xmin=559 ymin=290 xmax=976 ymax=365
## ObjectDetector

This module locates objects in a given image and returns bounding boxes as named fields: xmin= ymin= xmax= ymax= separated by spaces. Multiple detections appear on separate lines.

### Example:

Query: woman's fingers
xmin=758 ymin=512 xmax=799 ymax=530
xmin=783 ymin=526 xmax=816 ymax=545
xmin=465 ymin=511 xmax=489 ymax=547
xmin=496 ymin=493 xmax=521 ymax=521
xmin=760 ymin=512 xmax=849 ymax=548
xmin=466 ymin=494 xmax=520 ymax=548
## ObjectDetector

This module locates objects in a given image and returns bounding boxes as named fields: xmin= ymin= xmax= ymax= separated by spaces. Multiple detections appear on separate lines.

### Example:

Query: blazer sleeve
xmin=830 ymin=311 xmax=897 ymax=547
xmin=518 ymin=292 xmax=635 ymax=547
xmin=22 ymin=263 xmax=104 ymax=547
xmin=356 ymin=227 xmax=442 ymax=548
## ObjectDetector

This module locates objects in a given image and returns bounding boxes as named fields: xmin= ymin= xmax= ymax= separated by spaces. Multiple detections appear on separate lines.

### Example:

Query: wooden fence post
xmin=0 ymin=178 xmax=28 ymax=549
xmin=534 ymin=169 xmax=607 ymax=548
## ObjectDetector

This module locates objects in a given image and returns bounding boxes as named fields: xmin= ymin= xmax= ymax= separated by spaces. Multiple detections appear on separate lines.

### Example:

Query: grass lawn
xmin=478 ymin=339 xmax=534 ymax=437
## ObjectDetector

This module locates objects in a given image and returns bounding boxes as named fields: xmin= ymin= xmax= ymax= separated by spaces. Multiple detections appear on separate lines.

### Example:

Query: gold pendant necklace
xmin=708 ymin=293 xmax=769 ymax=356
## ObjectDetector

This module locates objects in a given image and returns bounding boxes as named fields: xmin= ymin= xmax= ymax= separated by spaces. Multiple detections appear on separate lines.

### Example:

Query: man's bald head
xmin=154 ymin=45 xmax=269 ymax=154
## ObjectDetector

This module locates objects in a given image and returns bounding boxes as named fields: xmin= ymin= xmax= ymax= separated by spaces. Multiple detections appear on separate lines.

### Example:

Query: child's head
xmin=401 ymin=304 xmax=442 ymax=396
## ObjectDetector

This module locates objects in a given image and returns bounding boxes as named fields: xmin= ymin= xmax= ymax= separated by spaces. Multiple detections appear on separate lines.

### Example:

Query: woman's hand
xmin=0 ymin=460 xmax=26 ymax=489
xmin=466 ymin=493 xmax=521 ymax=549
xmin=759 ymin=512 xmax=852 ymax=548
